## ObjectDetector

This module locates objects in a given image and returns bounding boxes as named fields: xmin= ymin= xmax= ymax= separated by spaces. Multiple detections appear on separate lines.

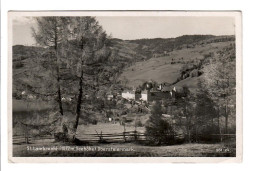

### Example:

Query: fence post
xmin=220 ymin=129 xmax=223 ymax=142
xmin=95 ymin=130 xmax=104 ymax=143
xmin=123 ymin=123 xmax=127 ymax=142
xmin=123 ymin=131 xmax=126 ymax=142
xmin=134 ymin=130 xmax=137 ymax=141
xmin=25 ymin=124 xmax=29 ymax=144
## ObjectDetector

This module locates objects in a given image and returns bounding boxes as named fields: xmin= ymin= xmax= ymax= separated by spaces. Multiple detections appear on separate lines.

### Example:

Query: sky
xmin=12 ymin=16 xmax=235 ymax=46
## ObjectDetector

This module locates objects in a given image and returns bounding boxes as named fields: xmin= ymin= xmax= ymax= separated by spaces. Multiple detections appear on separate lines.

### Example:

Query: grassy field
xmin=77 ymin=123 xmax=145 ymax=135
xmin=13 ymin=122 xmax=235 ymax=157
xmin=119 ymin=41 xmax=234 ymax=88
xmin=120 ymin=58 xmax=182 ymax=87
xmin=13 ymin=99 xmax=52 ymax=112
xmin=174 ymin=76 xmax=201 ymax=90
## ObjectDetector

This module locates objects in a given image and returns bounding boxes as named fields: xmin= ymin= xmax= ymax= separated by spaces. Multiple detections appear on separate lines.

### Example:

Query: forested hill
xmin=125 ymin=35 xmax=235 ymax=58
xmin=13 ymin=34 xmax=235 ymax=95
xmin=118 ymin=35 xmax=236 ymax=89
xmin=13 ymin=34 xmax=235 ymax=66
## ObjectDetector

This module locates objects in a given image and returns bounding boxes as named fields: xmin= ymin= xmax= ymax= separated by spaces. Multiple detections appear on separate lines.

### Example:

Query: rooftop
xmin=122 ymin=90 xmax=135 ymax=94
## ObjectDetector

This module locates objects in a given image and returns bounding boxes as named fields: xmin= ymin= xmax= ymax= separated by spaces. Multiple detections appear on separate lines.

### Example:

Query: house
xmin=107 ymin=94 xmax=114 ymax=100
xmin=61 ymin=96 xmax=72 ymax=102
xmin=122 ymin=90 xmax=136 ymax=100
xmin=173 ymin=86 xmax=183 ymax=93
xmin=140 ymin=85 xmax=176 ymax=102
xmin=162 ymin=114 xmax=172 ymax=118
xmin=149 ymin=90 xmax=173 ymax=101
xmin=106 ymin=91 xmax=114 ymax=100
xmin=157 ymin=82 xmax=171 ymax=91
xmin=122 ymin=90 xmax=141 ymax=101
xmin=27 ymin=94 xmax=36 ymax=100
xmin=141 ymin=90 xmax=150 ymax=101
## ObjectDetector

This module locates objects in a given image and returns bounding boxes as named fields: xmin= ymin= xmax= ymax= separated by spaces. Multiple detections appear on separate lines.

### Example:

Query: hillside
xmin=12 ymin=39 xmax=145 ymax=112
xmin=12 ymin=35 xmax=236 ymax=111
xmin=12 ymin=34 xmax=236 ymax=143
xmin=119 ymin=36 xmax=235 ymax=89
xmin=127 ymin=35 xmax=234 ymax=58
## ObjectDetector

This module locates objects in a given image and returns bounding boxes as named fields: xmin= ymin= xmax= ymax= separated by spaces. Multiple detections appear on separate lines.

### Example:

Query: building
xmin=122 ymin=90 xmax=141 ymax=101
xmin=122 ymin=90 xmax=136 ymax=100
xmin=107 ymin=94 xmax=114 ymax=100
xmin=141 ymin=90 xmax=149 ymax=101
xmin=150 ymin=89 xmax=174 ymax=101
xmin=140 ymin=84 xmax=176 ymax=102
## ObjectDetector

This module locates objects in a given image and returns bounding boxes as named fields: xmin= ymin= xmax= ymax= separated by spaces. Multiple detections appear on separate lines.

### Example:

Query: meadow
xmin=119 ymin=41 xmax=234 ymax=88
xmin=13 ymin=121 xmax=235 ymax=157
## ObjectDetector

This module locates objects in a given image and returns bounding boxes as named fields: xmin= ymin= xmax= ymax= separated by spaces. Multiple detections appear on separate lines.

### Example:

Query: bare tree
xmin=202 ymin=46 xmax=236 ymax=134
xmin=63 ymin=17 xmax=111 ymax=137
xmin=31 ymin=17 xmax=70 ymax=132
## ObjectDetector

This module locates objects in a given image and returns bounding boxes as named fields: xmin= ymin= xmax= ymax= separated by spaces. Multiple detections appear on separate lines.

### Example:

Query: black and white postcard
xmin=8 ymin=11 xmax=242 ymax=162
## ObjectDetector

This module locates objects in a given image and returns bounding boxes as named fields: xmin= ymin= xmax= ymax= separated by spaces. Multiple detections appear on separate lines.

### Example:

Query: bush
xmin=146 ymin=118 xmax=172 ymax=145
xmin=13 ymin=62 xmax=24 ymax=69
xmin=190 ymin=69 xmax=199 ymax=77
xmin=145 ymin=101 xmax=184 ymax=145
xmin=196 ymin=124 xmax=220 ymax=142
xmin=135 ymin=120 xmax=143 ymax=127
xmin=91 ymin=119 xmax=98 ymax=125
xmin=54 ymin=132 xmax=69 ymax=142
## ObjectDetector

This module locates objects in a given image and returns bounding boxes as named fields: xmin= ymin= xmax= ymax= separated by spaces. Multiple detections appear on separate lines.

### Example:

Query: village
xmin=14 ymin=80 xmax=184 ymax=139
xmin=101 ymin=81 xmax=182 ymax=126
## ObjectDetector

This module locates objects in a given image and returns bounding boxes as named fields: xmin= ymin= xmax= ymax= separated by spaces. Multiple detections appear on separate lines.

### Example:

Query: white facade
xmin=140 ymin=90 xmax=150 ymax=101
xmin=107 ymin=94 xmax=114 ymax=100
xmin=141 ymin=93 xmax=148 ymax=101
xmin=122 ymin=91 xmax=135 ymax=100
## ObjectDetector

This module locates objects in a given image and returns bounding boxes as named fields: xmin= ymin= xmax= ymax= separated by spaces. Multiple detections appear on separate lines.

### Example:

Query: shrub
xmin=13 ymin=62 xmax=24 ymax=69
xmin=190 ymin=69 xmax=199 ymax=77
xmin=91 ymin=119 xmax=98 ymax=125
xmin=135 ymin=120 xmax=143 ymax=127
xmin=54 ymin=132 xmax=69 ymax=142
xmin=196 ymin=124 xmax=219 ymax=142
xmin=145 ymin=101 xmax=183 ymax=145
xmin=146 ymin=118 xmax=172 ymax=145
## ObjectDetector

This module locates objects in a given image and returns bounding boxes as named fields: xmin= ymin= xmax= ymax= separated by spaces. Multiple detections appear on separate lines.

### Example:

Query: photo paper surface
xmin=8 ymin=11 xmax=242 ymax=162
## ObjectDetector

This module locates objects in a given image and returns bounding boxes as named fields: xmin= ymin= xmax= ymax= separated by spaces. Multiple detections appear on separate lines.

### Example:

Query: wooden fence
xmin=13 ymin=135 xmax=53 ymax=144
xmin=76 ymin=131 xmax=147 ymax=143
xmin=210 ymin=134 xmax=236 ymax=141
xmin=13 ymin=132 xmax=235 ymax=144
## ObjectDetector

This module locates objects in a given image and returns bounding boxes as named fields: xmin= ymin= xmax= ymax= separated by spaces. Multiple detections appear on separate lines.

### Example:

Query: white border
xmin=7 ymin=11 xmax=242 ymax=163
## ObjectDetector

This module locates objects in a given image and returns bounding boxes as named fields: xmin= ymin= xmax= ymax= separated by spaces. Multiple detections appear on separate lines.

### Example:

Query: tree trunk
xmin=55 ymin=39 xmax=65 ymax=136
xmin=188 ymin=127 xmax=191 ymax=143
xmin=54 ymin=24 xmax=64 ymax=117
xmin=187 ymin=117 xmax=191 ymax=143
xmin=195 ymin=117 xmax=198 ymax=143
xmin=217 ymin=107 xmax=222 ymax=142
xmin=73 ymin=41 xmax=84 ymax=137
xmin=225 ymin=99 xmax=229 ymax=134
xmin=74 ymin=69 xmax=83 ymax=133
xmin=225 ymin=114 xmax=228 ymax=134
xmin=25 ymin=124 xmax=29 ymax=144
xmin=57 ymin=82 xmax=63 ymax=116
